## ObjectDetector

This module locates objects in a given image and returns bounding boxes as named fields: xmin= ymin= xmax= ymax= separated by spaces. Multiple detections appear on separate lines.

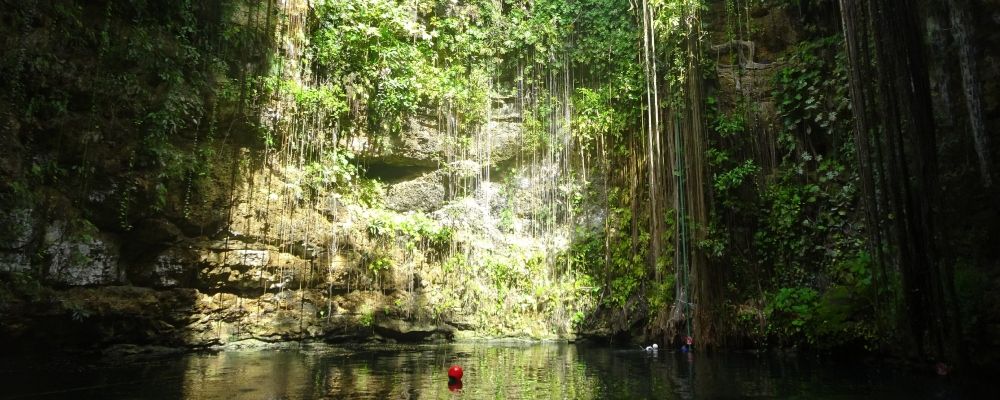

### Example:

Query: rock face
xmin=480 ymin=120 xmax=522 ymax=165
xmin=148 ymin=248 xmax=199 ymax=288
xmin=0 ymin=284 xmax=440 ymax=349
xmin=0 ymin=251 xmax=31 ymax=274
xmin=197 ymin=244 xmax=319 ymax=295
xmin=362 ymin=105 xmax=522 ymax=170
xmin=434 ymin=197 xmax=494 ymax=236
xmin=375 ymin=319 xmax=455 ymax=341
xmin=386 ymin=172 xmax=446 ymax=212
xmin=0 ymin=0 xmax=603 ymax=353
xmin=0 ymin=91 xmax=599 ymax=350
xmin=361 ymin=117 xmax=444 ymax=167
xmin=42 ymin=221 xmax=121 ymax=286
xmin=397 ymin=118 xmax=445 ymax=166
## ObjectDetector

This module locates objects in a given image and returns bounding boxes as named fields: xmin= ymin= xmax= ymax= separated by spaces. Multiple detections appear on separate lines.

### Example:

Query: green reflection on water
xmin=2 ymin=342 xmax=987 ymax=399
xmin=178 ymin=343 xmax=603 ymax=399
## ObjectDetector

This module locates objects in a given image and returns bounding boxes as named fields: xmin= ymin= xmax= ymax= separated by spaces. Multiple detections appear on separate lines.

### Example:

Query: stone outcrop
xmin=0 ymin=282 xmax=458 ymax=350
xmin=360 ymin=100 xmax=523 ymax=170
xmin=360 ymin=117 xmax=445 ymax=167
xmin=147 ymin=247 xmax=200 ymax=288
xmin=385 ymin=172 xmax=446 ymax=212
xmin=480 ymin=120 xmax=522 ymax=166
xmin=375 ymin=319 xmax=455 ymax=341
xmin=42 ymin=221 xmax=122 ymax=286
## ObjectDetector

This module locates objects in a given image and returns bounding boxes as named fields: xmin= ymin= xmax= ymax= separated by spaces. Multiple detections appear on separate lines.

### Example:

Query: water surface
xmin=0 ymin=342 xmax=986 ymax=399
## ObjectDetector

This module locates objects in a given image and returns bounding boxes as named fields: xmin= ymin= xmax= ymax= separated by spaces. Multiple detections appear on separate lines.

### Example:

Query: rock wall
xmin=0 ymin=91 xmax=597 ymax=351
xmin=0 ymin=0 xmax=593 ymax=353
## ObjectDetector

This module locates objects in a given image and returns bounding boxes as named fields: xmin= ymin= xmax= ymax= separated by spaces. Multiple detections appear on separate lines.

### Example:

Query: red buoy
xmin=448 ymin=365 xmax=464 ymax=381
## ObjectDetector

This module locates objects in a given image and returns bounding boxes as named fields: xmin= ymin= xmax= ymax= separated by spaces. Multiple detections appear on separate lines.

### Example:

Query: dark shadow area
xmin=360 ymin=161 xmax=437 ymax=184
xmin=0 ymin=273 xmax=202 ymax=355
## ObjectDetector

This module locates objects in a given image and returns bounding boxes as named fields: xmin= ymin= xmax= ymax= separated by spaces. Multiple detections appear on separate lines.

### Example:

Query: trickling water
xmin=206 ymin=0 xmax=604 ymax=338
xmin=0 ymin=344 xmax=988 ymax=399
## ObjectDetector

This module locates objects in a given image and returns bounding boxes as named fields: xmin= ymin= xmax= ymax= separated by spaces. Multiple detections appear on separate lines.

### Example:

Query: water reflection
xmin=144 ymin=343 xmax=602 ymax=399
xmin=0 ymin=343 xmax=987 ymax=399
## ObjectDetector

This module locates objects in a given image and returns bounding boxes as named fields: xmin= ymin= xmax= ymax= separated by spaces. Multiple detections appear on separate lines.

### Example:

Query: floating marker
xmin=448 ymin=365 xmax=463 ymax=383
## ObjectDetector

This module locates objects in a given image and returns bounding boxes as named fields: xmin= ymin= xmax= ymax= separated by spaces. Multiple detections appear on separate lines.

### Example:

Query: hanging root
xmin=949 ymin=0 xmax=992 ymax=186
xmin=711 ymin=40 xmax=771 ymax=70
xmin=662 ymin=289 xmax=691 ymax=340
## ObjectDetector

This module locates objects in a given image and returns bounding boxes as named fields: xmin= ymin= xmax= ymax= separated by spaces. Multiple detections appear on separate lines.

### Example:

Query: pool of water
xmin=0 ymin=342 xmax=987 ymax=399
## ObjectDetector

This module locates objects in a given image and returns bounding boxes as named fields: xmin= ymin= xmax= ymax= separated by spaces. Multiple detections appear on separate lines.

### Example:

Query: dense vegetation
xmin=1 ymin=0 xmax=998 ymax=370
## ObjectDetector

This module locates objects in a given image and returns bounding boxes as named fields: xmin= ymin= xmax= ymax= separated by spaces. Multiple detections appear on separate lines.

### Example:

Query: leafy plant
xmin=773 ymin=35 xmax=850 ymax=158
xmin=367 ymin=255 xmax=392 ymax=274
xmin=767 ymin=287 xmax=819 ymax=331
xmin=358 ymin=308 xmax=375 ymax=327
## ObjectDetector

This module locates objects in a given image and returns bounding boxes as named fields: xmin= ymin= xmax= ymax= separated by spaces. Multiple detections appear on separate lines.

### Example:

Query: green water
xmin=0 ymin=343 xmax=986 ymax=399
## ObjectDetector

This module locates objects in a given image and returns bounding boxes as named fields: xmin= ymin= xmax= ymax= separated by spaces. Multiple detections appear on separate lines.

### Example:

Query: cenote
xmin=2 ymin=0 xmax=999 ymax=397
xmin=0 ymin=343 xmax=988 ymax=399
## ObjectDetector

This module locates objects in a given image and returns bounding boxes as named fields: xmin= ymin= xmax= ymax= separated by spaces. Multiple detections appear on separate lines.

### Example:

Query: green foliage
xmin=367 ymin=255 xmax=393 ymax=273
xmin=302 ymin=148 xmax=359 ymax=198
xmin=366 ymin=210 xmax=452 ymax=253
xmin=362 ymin=210 xmax=454 ymax=287
xmin=442 ymin=253 xmax=470 ymax=275
xmin=520 ymin=112 xmax=552 ymax=153
xmin=609 ymin=273 xmax=640 ymax=308
xmin=498 ymin=207 xmax=515 ymax=233
xmin=305 ymin=0 xmax=647 ymax=158
xmin=567 ymin=186 xmax=653 ymax=312
xmin=766 ymin=286 xmax=819 ymax=334
xmin=704 ymin=28 xmax=877 ymax=350
xmin=63 ymin=299 xmax=94 ymax=322
xmin=754 ymin=154 xmax=861 ymax=287
xmin=2 ymin=0 xmax=274 ymax=228
xmin=288 ymin=80 xmax=350 ymax=117
xmin=28 ymin=159 xmax=68 ymax=186
xmin=773 ymin=35 xmax=850 ymax=158
xmin=572 ymin=87 xmax=629 ymax=151
xmin=0 ymin=272 xmax=46 ymax=304
xmin=713 ymin=112 xmax=746 ymax=137
xmin=485 ymin=256 xmax=523 ymax=291
xmin=759 ymin=252 xmax=880 ymax=349
xmin=358 ymin=308 xmax=375 ymax=327
xmin=706 ymin=96 xmax=759 ymax=208
xmin=310 ymin=0 xmax=495 ymax=135
xmin=713 ymin=159 xmax=759 ymax=192
xmin=647 ymin=275 xmax=676 ymax=311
